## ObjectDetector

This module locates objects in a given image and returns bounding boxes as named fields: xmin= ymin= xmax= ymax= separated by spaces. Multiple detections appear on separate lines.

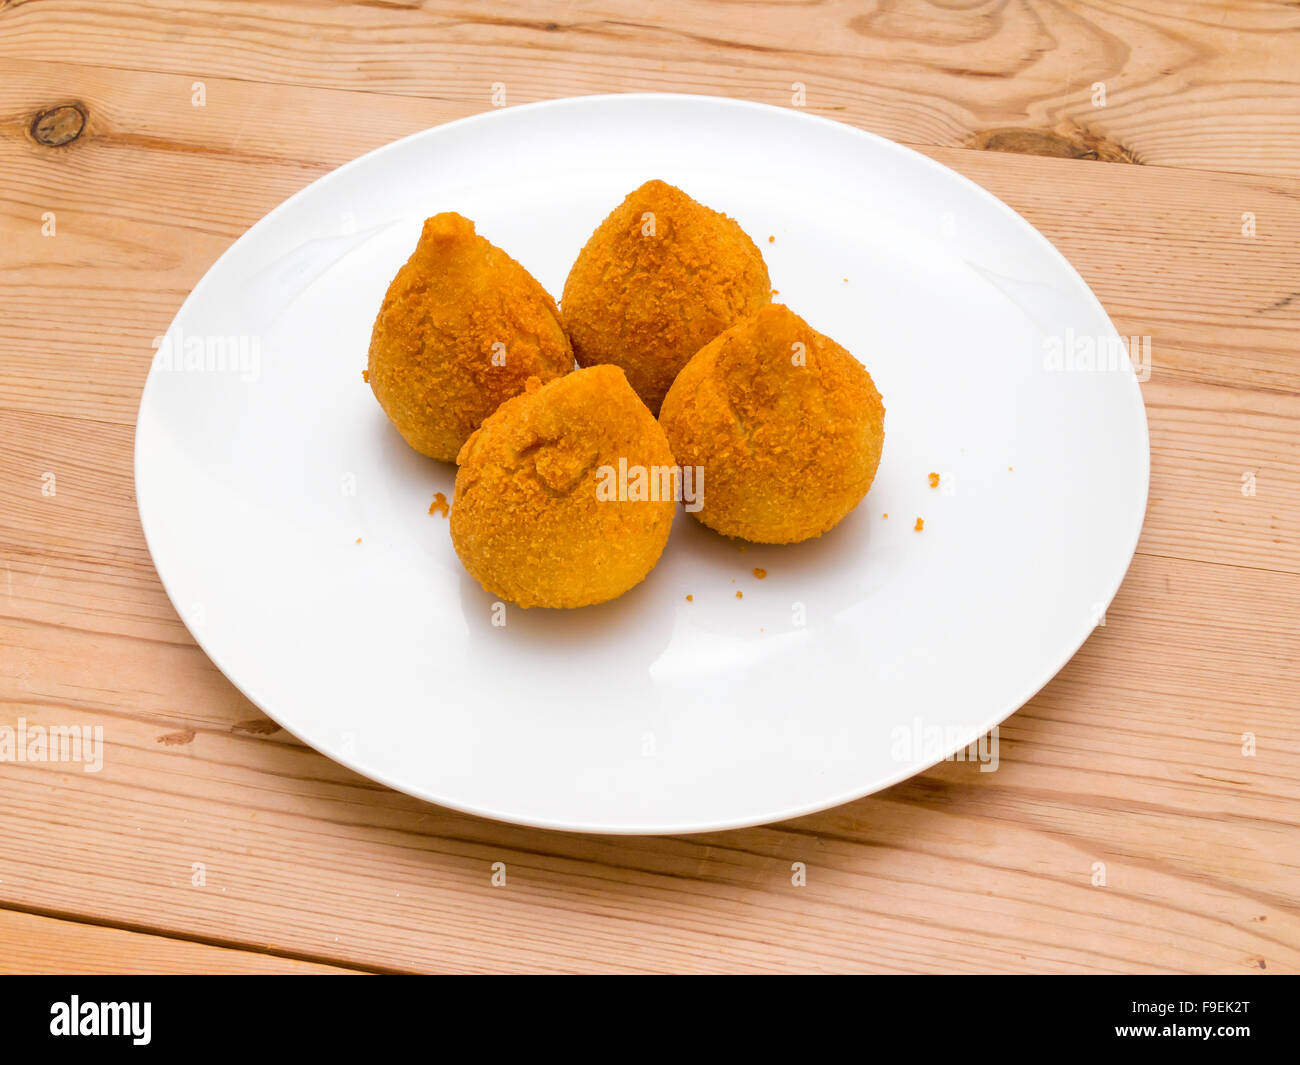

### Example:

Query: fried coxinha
xmin=561 ymin=179 xmax=772 ymax=414
xmin=366 ymin=186 xmax=883 ymax=608
xmin=660 ymin=303 xmax=885 ymax=545
xmin=367 ymin=212 xmax=573 ymax=462
xmin=451 ymin=366 xmax=677 ymax=609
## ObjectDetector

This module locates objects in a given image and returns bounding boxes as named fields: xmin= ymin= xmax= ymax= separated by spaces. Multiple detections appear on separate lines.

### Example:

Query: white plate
xmin=135 ymin=95 xmax=1149 ymax=834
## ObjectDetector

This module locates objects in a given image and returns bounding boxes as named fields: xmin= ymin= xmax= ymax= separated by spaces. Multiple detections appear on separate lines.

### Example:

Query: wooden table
xmin=2 ymin=1 xmax=1297 ymax=975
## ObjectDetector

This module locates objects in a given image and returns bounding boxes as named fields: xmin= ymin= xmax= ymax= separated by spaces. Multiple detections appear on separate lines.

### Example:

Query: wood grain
xmin=0 ymin=908 xmax=362 ymax=974
xmin=2 ymin=1 xmax=1299 ymax=177
xmin=1 ymin=0 xmax=1298 ymax=973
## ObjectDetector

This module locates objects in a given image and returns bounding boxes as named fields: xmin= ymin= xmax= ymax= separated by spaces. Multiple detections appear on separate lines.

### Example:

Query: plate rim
xmin=134 ymin=93 xmax=1151 ymax=834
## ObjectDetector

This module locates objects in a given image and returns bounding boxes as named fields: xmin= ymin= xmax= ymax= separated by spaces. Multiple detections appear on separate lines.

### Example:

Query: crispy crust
xmin=561 ymin=180 xmax=771 ymax=414
xmin=659 ymin=304 xmax=885 ymax=544
xmin=451 ymin=365 xmax=677 ymax=608
xmin=368 ymin=213 xmax=574 ymax=462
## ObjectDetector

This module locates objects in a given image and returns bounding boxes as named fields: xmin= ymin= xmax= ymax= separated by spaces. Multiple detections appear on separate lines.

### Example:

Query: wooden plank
xmin=0 ymin=907 xmax=363 ymax=973
xmin=1141 ymin=376 xmax=1299 ymax=575
xmin=1 ymin=2 xmax=1298 ymax=178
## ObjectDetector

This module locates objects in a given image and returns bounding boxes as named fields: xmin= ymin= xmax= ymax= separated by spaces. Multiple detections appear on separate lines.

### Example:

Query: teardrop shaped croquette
xmin=368 ymin=212 xmax=574 ymax=462
xmin=561 ymin=180 xmax=771 ymax=414
xmin=451 ymin=366 xmax=677 ymax=608
xmin=660 ymin=304 xmax=885 ymax=544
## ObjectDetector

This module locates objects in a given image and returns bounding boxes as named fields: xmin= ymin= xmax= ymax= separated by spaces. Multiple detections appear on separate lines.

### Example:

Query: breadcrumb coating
xmin=660 ymin=304 xmax=885 ymax=544
xmin=368 ymin=212 xmax=573 ymax=462
xmin=450 ymin=366 xmax=676 ymax=608
xmin=561 ymin=180 xmax=770 ymax=414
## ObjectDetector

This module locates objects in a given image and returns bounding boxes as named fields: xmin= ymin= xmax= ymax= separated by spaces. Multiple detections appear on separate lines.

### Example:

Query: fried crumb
xmin=361 ymin=369 xmax=369 ymax=383
xmin=883 ymin=512 xmax=889 ymax=519
xmin=914 ymin=517 xmax=924 ymax=532
xmin=735 ymin=590 xmax=743 ymax=599
xmin=428 ymin=491 xmax=449 ymax=517
xmin=1008 ymin=466 xmax=1014 ymax=471
xmin=928 ymin=472 xmax=940 ymax=488
xmin=685 ymin=594 xmax=693 ymax=602
xmin=753 ymin=567 xmax=766 ymax=579
xmin=771 ymin=289 xmax=780 ymax=296
xmin=768 ymin=235 xmax=775 ymax=243
xmin=355 ymin=537 xmax=362 ymax=544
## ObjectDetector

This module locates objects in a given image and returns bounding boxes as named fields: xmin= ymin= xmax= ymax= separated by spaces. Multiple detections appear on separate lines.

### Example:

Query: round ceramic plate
xmin=135 ymin=94 xmax=1149 ymax=834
